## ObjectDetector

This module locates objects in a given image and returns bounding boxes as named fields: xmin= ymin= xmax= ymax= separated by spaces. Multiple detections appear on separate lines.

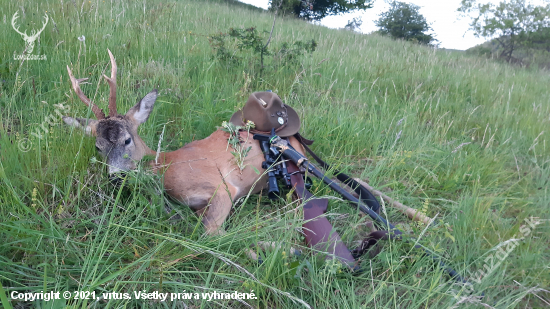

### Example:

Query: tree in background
xmin=344 ymin=17 xmax=363 ymax=32
xmin=375 ymin=1 xmax=436 ymax=45
xmin=458 ymin=0 xmax=550 ymax=62
xmin=269 ymin=0 xmax=373 ymax=21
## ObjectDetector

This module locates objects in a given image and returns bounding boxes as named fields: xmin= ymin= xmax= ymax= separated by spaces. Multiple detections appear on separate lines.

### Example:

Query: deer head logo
xmin=11 ymin=11 xmax=48 ymax=55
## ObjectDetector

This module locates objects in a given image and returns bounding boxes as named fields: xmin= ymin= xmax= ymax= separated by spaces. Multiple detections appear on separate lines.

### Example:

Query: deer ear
xmin=127 ymin=89 xmax=158 ymax=125
xmin=63 ymin=116 xmax=98 ymax=136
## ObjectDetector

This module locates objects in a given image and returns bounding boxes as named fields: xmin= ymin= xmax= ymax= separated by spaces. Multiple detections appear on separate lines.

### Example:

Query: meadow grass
xmin=0 ymin=0 xmax=549 ymax=308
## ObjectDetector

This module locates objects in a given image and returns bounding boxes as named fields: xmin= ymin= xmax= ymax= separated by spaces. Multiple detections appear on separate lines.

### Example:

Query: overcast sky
xmin=237 ymin=0 xmax=548 ymax=50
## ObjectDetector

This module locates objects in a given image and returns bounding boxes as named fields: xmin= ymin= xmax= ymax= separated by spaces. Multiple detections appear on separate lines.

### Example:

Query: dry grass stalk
xmin=352 ymin=178 xmax=433 ymax=225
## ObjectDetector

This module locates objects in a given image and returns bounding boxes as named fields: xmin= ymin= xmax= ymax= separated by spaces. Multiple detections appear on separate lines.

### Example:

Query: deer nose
xmin=109 ymin=165 xmax=123 ymax=174
xmin=109 ymin=173 xmax=127 ymax=187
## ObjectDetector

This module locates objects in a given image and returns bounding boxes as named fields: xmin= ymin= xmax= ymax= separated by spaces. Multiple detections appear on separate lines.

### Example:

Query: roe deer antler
xmin=103 ymin=49 xmax=117 ymax=117
xmin=66 ymin=65 xmax=106 ymax=120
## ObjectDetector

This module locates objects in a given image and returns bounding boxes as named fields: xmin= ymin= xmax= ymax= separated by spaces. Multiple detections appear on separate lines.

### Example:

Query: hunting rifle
xmin=255 ymin=132 xmax=358 ymax=268
xmin=253 ymin=129 xmax=469 ymax=285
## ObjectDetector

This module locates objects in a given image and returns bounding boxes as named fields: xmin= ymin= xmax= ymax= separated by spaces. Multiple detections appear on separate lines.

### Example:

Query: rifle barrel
xmin=281 ymin=149 xmax=467 ymax=284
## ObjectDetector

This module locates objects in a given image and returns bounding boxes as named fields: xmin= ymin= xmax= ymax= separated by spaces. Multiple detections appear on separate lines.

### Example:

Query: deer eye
xmin=125 ymin=138 xmax=132 ymax=145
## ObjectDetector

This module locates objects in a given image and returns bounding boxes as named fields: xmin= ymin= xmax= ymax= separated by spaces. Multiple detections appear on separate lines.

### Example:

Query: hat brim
xmin=229 ymin=105 xmax=301 ymax=137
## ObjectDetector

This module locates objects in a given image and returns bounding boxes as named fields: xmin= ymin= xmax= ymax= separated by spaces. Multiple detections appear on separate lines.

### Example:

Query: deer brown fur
xmin=63 ymin=50 xmax=305 ymax=234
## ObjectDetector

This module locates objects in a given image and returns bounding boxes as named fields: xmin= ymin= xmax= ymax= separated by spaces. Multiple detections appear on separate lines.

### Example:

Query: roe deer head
xmin=63 ymin=50 xmax=305 ymax=234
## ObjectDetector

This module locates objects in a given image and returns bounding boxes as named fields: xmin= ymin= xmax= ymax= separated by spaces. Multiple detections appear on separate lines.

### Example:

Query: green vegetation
xmin=466 ymin=36 xmax=550 ymax=69
xmin=0 ymin=0 xmax=549 ymax=308
xmin=269 ymin=0 xmax=373 ymax=21
xmin=375 ymin=1 xmax=436 ymax=45
xmin=460 ymin=0 xmax=550 ymax=67
xmin=208 ymin=25 xmax=317 ymax=75
xmin=220 ymin=120 xmax=255 ymax=173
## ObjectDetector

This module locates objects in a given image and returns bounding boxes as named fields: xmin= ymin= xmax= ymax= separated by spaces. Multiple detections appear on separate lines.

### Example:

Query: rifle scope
xmin=253 ymin=136 xmax=281 ymax=200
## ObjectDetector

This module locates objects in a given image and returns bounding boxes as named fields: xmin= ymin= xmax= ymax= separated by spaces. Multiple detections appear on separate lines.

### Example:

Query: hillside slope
xmin=467 ymin=35 xmax=550 ymax=69
xmin=0 ymin=0 xmax=549 ymax=308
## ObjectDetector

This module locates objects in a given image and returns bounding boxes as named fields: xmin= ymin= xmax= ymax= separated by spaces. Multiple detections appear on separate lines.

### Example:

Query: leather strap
xmin=287 ymin=156 xmax=388 ymax=265
xmin=287 ymin=160 xmax=357 ymax=269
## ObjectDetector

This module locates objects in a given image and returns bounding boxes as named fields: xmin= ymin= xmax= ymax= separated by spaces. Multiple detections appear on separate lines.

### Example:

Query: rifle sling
xmin=286 ymin=160 xmax=357 ymax=269
xmin=286 ymin=159 xmax=388 ymax=266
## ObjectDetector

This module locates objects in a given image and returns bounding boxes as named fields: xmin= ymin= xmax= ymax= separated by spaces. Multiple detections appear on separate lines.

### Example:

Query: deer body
xmin=154 ymin=130 xmax=304 ymax=234
xmin=157 ymin=130 xmax=266 ymax=210
xmin=156 ymin=130 xmax=268 ymax=234
xmin=63 ymin=50 xmax=304 ymax=234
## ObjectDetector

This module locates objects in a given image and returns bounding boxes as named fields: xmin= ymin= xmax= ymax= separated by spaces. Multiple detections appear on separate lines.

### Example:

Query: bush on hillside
xmin=375 ymin=1 xmax=436 ymax=45
xmin=209 ymin=26 xmax=316 ymax=76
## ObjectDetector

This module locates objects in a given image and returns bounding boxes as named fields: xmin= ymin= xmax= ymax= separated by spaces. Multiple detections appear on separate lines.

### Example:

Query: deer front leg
xmin=201 ymin=185 xmax=237 ymax=235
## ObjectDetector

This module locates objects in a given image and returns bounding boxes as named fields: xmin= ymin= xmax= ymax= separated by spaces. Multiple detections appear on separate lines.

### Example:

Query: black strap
xmin=351 ymin=230 xmax=389 ymax=259
xmin=294 ymin=133 xmax=381 ymax=214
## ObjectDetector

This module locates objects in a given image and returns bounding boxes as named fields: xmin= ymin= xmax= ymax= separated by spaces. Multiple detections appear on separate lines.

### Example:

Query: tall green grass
xmin=0 ymin=0 xmax=549 ymax=308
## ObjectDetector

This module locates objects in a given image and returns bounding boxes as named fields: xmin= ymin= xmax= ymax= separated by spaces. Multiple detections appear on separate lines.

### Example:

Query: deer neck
xmin=136 ymin=138 xmax=171 ymax=173
xmin=133 ymin=134 xmax=156 ymax=157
